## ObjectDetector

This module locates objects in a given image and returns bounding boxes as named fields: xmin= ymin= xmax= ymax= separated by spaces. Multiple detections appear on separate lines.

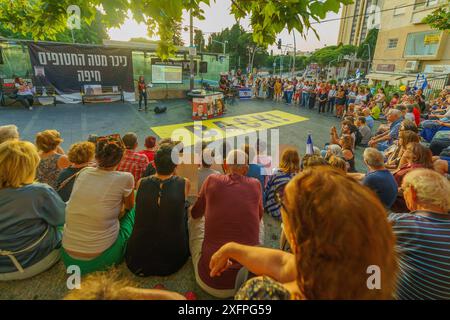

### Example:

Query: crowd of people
xmin=0 ymin=82 xmax=449 ymax=300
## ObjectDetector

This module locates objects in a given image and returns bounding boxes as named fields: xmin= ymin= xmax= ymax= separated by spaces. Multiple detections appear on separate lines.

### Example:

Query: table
xmin=187 ymin=91 xmax=225 ymax=120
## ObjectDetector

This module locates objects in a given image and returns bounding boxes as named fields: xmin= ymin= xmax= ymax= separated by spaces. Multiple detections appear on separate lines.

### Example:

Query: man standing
xmin=189 ymin=150 xmax=263 ymax=298
xmin=117 ymin=132 xmax=149 ymax=186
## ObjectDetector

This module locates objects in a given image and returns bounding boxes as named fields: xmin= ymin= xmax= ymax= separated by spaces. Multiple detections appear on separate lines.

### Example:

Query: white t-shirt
xmin=63 ymin=167 xmax=134 ymax=254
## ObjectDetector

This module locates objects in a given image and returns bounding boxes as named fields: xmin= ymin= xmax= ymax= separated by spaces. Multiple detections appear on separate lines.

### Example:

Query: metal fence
xmin=408 ymin=74 xmax=449 ymax=99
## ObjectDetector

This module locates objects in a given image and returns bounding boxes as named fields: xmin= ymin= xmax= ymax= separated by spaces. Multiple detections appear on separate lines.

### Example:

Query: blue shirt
xmin=389 ymin=211 xmax=450 ymax=300
xmin=247 ymin=164 xmax=265 ymax=193
xmin=362 ymin=170 xmax=398 ymax=208
xmin=0 ymin=183 xmax=65 ymax=273
xmin=389 ymin=118 xmax=403 ymax=143
xmin=365 ymin=116 xmax=375 ymax=130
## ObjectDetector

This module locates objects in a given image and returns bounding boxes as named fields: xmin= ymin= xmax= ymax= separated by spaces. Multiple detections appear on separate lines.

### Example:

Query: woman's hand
xmin=209 ymin=243 xmax=234 ymax=278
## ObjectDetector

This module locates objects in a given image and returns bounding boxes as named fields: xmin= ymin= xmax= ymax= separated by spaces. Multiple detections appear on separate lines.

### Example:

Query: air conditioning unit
xmin=405 ymin=61 xmax=419 ymax=72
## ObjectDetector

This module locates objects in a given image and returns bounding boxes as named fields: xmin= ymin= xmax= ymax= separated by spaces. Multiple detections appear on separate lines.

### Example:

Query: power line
xmin=310 ymin=2 xmax=423 ymax=25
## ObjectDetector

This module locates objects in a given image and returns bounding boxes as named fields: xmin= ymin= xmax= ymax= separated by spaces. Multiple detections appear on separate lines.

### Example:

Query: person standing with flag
xmin=306 ymin=132 xmax=314 ymax=155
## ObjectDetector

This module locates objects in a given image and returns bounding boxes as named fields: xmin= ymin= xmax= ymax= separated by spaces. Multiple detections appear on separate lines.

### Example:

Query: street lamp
xmin=212 ymin=39 xmax=228 ymax=55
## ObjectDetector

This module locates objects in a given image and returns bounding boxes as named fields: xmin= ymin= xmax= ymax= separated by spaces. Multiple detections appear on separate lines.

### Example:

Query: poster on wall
xmin=27 ymin=43 xmax=135 ymax=103
xmin=192 ymin=93 xmax=224 ymax=120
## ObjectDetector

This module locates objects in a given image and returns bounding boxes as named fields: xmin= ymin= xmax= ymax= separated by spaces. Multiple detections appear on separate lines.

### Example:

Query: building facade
xmin=367 ymin=0 xmax=449 ymax=87
xmin=338 ymin=0 xmax=383 ymax=46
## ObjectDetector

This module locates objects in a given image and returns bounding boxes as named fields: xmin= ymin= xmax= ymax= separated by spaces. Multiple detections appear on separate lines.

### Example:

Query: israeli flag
xmin=356 ymin=68 xmax=361 ymax=79
xmin=421 ymin=74 xmax=428 ymax=90
xmin=306 ymin=133 xmax=314 ymax=155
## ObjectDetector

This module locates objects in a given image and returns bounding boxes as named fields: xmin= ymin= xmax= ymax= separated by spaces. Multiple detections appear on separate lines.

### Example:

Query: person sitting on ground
xmin=327 ymin=155 xmax=347 ymax=173
xmin=210 ymin=166 xmax=398 ymax=300
xmin=62 ymin=135 xmax=135 ymax=275
xmin=0 ymin=125 xmax=19 ymax=144
xmin=138 ymin=136 xmax=157 ymax=163
xmin=264 ymin=148 xmax=300 ymax=219
xmin=393 ymin=142 xmax=433 ymax=186
xmin=390 ymin=169 xmax=450 ymax=300
xmin=385 ymin=130 xmax=420 ymax=170
xmin=404 ymin=105 xmax=415 ymax=124
xmin=339 ymin=135 xmax=356 ymax=173
xmin=117 ymin=133 xmax=149 ymax=187
xmin=360 ymin=148 xmax=398 ymax=209
xmin=242 ymin=144 xmax=265 ymax=191
xmin=35 ymin=130 xmax=71 ymax=189
xmin=370 ymin=100 xmax=381 ymax=120
xmin=64 ymin=269 xmax=187 ymax=300
xmin=197 ymin=148 xmax=220 ymax=192
xmin=301 ymin=154 xmax=328 ymax=170
xmin=323 ymin=144 xmax=343 ymax=161
xmin=125 ymin=144 xmax=191 ymax=277
xmin=368 ymin=109 xmax=403 ymax=151
xmin=56 ymin=141 xmax=96 ymax=202
xmin=355 ymin=116 xmax=372 ymax=147
xmin=363 ymin=108 xmax=375 ymax=131
xmin=189 ymin=150 xmax=263 ymax=298
xmin=0 ymin=141 xmax=65 ymax=281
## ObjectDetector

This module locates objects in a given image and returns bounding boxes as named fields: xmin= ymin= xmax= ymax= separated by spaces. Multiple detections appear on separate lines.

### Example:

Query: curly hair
xmin=35 ymin=130 xmax=63 ymax=153
xmin=283 ymin=166 xmax=398 ymax=299
xmin=68 ymin=141 xmax=96 ymax=165
xmin=95 ymin=137 xmax=124 ymax=168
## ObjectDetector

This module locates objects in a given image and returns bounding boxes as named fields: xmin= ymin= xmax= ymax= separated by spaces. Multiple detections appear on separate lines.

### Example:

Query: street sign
xmin=189 ymin=46 xmax=197 ymax=56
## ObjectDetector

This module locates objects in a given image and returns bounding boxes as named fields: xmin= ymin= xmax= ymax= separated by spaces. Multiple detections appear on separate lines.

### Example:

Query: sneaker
xmin=138 ymin=108 xmax=143 ymax=112
xmin=29 ymin=106 xmax=33 ymax=111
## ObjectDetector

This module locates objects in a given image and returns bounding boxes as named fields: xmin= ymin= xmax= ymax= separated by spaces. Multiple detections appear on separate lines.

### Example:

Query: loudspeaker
xmin=0 ymin=48 xmax=3 ymax=64
xmin=199 ymin=61 xmax=208 ymax=74
xmin=154 ymin=106 xmax=167 ymax=114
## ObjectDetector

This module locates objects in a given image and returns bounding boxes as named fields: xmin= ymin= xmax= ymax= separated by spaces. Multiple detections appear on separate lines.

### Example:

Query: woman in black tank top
xmin=125 ymin=145 xmax=190 ymax=276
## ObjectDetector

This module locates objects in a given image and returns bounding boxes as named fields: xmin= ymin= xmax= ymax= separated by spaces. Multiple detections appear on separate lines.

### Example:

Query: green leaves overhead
xmin=422 ymin=6 xmax=450 ymax=31
xmin=0 ymin=0 xmax=352 ymax=59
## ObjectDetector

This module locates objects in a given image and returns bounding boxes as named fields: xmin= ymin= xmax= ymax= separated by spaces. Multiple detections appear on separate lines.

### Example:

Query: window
xmin=388 ymin=39 xmax=398 ymax=49
xmin=414 ymin=0 xmax=439 ymax=10
xmin=404 ymin=31 xmax=441 ymax=57
xmin=393 ymin=6 xmax=406 ymax=16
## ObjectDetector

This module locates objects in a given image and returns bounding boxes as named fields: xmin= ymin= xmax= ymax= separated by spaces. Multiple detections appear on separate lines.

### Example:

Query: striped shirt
xmin=263 ymin=169 xmax=296 ymax=219
xmin=389 ymin=211 xmax=450 ymax=300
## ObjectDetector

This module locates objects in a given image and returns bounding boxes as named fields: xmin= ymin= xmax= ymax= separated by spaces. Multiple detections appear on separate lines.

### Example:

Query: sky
xmin=108 ymin=1 xmax=342 ymax=53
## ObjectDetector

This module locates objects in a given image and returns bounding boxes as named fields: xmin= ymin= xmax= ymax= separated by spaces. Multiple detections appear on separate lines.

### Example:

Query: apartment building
xmin=337 ymin=0 xmax=383 ymax=46
xmin=367 ymin=0 xmax=449 ymax=86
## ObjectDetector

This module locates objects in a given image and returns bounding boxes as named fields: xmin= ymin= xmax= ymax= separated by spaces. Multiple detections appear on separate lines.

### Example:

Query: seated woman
xmin=394 ymin=142 xmax=433 ymax=186
xmin=339 ymin=135 xmax=356 ymax=173
xmin=0 ymin=141 xmax=65 ymax=281
xmin=35 ymin=130 xmax=70 ymax=189
xmin=385 ymin=130 xmax=419 ymax=170
xmin=210 ymin=166 xmax=398 ymax=300
xmin=62 ymin=135 xmax=135 ymax=275
xmin=56 ymin=141 xmax=96 ymax=202
xmin=125 ymin=144 xmax=191 ymax=277
xmin=14 ymin=78 xmax=35 ymax=110
xmin=263 ymin=148 xmax=300 ymax=219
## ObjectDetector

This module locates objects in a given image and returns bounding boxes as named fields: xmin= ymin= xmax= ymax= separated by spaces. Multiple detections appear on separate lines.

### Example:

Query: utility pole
xmin=292 ymin=31 xmax=296 ymax=79
xmin=189 ymin=10 xmax=194 ymax=91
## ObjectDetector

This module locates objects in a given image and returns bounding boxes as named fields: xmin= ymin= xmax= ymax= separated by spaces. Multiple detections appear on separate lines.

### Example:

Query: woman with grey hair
xmin=323 ymin=144 xmax=343 ymax=161
xmin=0 ymin=125 xmax=19 ymax=144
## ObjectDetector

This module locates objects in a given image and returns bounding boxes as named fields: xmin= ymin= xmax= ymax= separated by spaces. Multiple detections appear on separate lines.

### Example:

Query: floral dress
xmin=36 ymin=154 xmax=62 ymax=189
xmin=235 ymin=276 xmax=291 ymax=300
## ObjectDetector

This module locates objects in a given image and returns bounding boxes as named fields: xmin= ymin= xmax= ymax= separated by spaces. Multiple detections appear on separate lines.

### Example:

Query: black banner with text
xmin=28 ymin=43 xmax=134 ymax=93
